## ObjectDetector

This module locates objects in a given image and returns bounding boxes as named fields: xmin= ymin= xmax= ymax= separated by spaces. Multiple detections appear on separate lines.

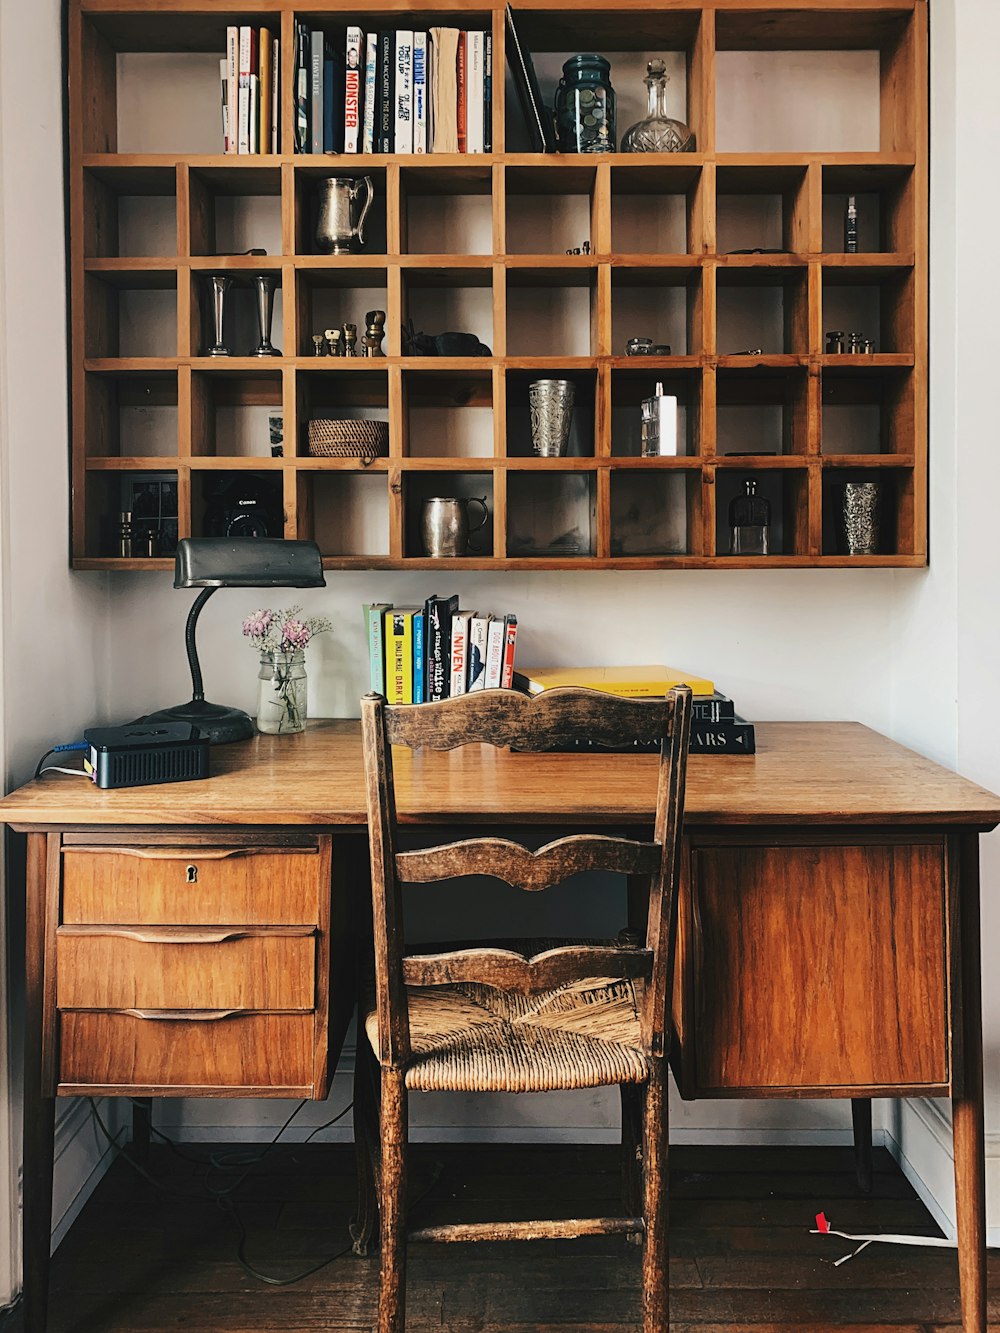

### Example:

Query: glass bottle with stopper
xmin=729 ymin=477 xmax=771 ymax=556
xmin=621 ymin=59 xmax=695 ymax=153
xmin=640 ymin=381 xmax=679 ymax=457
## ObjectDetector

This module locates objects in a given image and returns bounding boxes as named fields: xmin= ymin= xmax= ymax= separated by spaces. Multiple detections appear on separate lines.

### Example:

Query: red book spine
xmin=456 ymin=31 xmax=467 ymax=152
xmin=500 ymin=615 xmax=518 ymax=688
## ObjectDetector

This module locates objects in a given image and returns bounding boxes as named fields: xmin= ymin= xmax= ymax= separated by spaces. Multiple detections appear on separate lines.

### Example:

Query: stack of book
xmin=295 ymin=25 xmax=492 ymax=155
xmin=511 ymin=666 xmax=757 ymax=755
xmin=221 ymin=27 xmax=279 ymax=154
xmin=366 ymin=599 xmax=517 ymax=704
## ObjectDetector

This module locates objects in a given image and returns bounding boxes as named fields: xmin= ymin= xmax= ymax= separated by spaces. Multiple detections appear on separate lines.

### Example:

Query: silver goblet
xmin=251 ymin=273 xmax=281 ymax=357
xmin=204 ymin=273 xmax=233 ymax=357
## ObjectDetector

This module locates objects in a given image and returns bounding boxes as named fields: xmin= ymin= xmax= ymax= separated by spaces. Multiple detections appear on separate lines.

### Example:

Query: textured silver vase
xmin=835 ymin=481 xmax=881 ymax=555
xmin=529 ymin=379 xmax=575 ymax=456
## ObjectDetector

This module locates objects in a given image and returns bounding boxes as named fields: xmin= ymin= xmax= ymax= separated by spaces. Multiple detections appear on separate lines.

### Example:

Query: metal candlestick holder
xmin=204 ymin=273 xmax=233 ymax=357
xmin=251 ymin=273 xmax=281 ymax=357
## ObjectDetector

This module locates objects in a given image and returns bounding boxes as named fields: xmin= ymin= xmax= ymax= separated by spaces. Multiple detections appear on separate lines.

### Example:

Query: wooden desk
xmin=2 ymin=720 xmax=998 ymax=1332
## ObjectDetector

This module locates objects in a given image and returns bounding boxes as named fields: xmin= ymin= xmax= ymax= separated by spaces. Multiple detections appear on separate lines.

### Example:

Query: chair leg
xmin=378 ymin=1066 xmax=408 ymax=1333
xmin=641 ymin=1065 xmax=669 ymax=1333
xmin=851 ymin=1097 xmax=874 ymax=1194
xmin=620 ymin=1083 xmax=643 ymax=1239
xmin=351 ymin=1035 xmax=380 ymax=1257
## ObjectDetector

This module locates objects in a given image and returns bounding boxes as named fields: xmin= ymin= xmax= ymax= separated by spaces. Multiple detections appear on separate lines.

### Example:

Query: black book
xmin=483 ymin=32 xmax=493 ymax=153
xmin=424 ymin=593 xmax=459 ymax=702
xmin=691 ymin=693 xmax=736 ymax=724
xmin=377 ymin=30 xmax=395 ymax=152
xmin=504 ymin=4 xmax=555 ymax=152
xmin=535 ymin=716 xmax=756 ymax=756
xmin=295 ymin=22 xmax=310 ymax=153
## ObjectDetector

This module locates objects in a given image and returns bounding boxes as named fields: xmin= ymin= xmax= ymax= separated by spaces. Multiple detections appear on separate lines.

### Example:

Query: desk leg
xmin=23 ymin=832 xmax=55 ymax=1333
xmin=953 ymin=833 xmax=986 ymax=1333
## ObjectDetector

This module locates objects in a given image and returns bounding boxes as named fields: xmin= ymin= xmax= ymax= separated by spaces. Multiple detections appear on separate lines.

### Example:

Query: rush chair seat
xmin=353 ymin=684 xmax=693 ymax=1333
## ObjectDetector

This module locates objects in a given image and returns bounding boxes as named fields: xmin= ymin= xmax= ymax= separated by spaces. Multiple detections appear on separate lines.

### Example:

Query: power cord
xmin=34 ymin=741 xmax=90 ymax=780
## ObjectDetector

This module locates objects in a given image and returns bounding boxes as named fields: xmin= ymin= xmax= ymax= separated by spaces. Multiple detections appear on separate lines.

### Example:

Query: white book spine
xmin=466 ymin=31 xmax=484 ymax=153
xmin=249 ymin=73 xmax=259 ymax=153
xmin=237 ymin=26 xmax=252 ymax=154
xmin=449 ymin=611 xmax=473 ymax=697
xmin=467 ymin=615 xmax=491 ymax=690
xmin=271 ymin=38 xmax=279 ymax=152
xmin=225 ymin=29 xmax=239 ymax=153
xmin=344 ymin=25 xmax=362 ymax=153
xmin=362 ymin=33 xmax=378 ymax=153
xmin=484 ymin=617 xmax=505 ymax=689
xmin=219 ymin=58 xmax=230 ymax=152
xmin=394 ymin=30 xmax=413 ymax=154
xmin=412 ymin=32 xmax=427 ymax=154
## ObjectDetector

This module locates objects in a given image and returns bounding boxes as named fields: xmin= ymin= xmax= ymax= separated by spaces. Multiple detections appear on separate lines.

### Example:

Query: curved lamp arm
xmin=185 ymin=586 xmax=217 ymax=704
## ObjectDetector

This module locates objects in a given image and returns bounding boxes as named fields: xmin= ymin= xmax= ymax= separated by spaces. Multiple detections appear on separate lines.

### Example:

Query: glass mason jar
xmin=554 ymin=54 xmax=616 ymax=154
xmin=256 ymin=649 xmax=307 ymax=735
xmin=621 ymin=58 xmax=696 ymax=153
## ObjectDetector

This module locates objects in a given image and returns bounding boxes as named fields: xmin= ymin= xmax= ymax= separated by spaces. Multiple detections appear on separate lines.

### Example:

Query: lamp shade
xmin=173 ymin=538 xmax=326 ymax=590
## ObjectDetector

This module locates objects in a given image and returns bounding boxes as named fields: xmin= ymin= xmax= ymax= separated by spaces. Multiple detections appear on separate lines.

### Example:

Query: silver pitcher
xmin=315 ymin=176 xmax=374 ymax=255
xmin=421 ymin=497 xmax=489 ymax=558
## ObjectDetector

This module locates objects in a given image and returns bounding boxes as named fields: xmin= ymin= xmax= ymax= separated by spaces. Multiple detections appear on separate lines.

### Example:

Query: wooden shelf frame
xmin=68 ymin=0 xmax=928 ymax=569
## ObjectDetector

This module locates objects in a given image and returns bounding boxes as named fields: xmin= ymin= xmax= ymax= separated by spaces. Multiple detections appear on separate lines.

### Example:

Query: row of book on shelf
xmin=294 ymin=25 xmax=492 ymax=155
xmin=221 ymin=27 xmax=279 ymax=155
xmin=367 ymin=598 xmax=516 ymax=705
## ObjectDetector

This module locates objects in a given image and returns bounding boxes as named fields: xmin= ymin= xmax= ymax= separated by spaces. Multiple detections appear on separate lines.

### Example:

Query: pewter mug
xmin=315 ymin=176 xmax=374 ymax=255
xmin=421 ymin=496 xmax=489 ymax=558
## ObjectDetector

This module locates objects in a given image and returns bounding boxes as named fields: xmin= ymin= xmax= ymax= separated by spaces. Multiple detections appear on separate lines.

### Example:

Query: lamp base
xmin=135 ymin=699 xmax=254 ymax=746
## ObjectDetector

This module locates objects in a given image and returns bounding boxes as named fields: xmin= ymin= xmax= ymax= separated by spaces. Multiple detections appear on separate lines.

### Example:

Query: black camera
xmin=202 ymin=475 xmax=283 ymax=540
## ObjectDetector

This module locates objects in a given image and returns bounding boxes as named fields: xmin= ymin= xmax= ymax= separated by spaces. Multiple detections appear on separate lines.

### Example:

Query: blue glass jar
xmin=554 ymin=54 xmax=616 ymax=153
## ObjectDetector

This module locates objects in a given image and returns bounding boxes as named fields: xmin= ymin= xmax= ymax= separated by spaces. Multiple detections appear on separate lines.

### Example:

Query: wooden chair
xmin=353 ymin=684 xmax=693 ymax=1333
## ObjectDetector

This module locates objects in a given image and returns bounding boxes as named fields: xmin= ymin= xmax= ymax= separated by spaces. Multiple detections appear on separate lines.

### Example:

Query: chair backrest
xmin=361 ymin=685 xmax=692 ymax=1070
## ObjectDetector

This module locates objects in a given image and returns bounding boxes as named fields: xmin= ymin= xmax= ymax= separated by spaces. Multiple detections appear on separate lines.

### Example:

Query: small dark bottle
xmin=844 ymin=194 xmax=859 ymax=253
xmin=729 ymin=477 xmax=771 ymax=556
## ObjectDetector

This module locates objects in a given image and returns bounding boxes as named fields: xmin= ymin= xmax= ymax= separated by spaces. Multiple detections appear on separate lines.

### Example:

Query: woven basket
xmin=307 ymin=418 xmax=389 ymax=461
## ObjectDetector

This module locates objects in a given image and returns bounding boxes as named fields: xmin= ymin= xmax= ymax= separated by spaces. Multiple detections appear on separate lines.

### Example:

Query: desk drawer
xmin=56 ymin=929 xmax=316 ymax=1011
xmin=62 ymin=844 xmax=323 ymax=925
xmin=58 ymin=1011 xmax=315 ymax=1093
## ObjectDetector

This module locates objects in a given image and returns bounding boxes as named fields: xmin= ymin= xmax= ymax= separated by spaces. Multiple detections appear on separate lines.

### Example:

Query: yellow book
xmin=258 ymin=29 xmax=271 ymax=157
xmin=385 ymin=609 xmax=418 ymax=704
xmin=513 ymin=665 xmax=715 ymax=698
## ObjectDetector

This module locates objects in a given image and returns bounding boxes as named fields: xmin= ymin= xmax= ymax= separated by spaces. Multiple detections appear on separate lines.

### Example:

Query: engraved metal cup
xmin=204 ymin=273 xmax=233 ymax=357
xmin=528 ymin=379 xmax=575 ymax=457
xmin=315 ymin=176 xmax=374 ymax=255
xmin=835 ymin=481 xmax=882 ymax=555
xmin=420 ymin=496 xmax=489 ymax=558
xmin=251 ymin=273 xmax=281 ymax=357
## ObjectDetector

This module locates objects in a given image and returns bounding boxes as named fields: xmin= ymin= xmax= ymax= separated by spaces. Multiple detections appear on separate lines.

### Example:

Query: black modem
xmin=84 ymin=723 xmax=211 ymax=789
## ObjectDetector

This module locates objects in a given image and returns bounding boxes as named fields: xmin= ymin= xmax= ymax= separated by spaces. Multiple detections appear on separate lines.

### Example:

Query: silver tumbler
xmin=835 ymin=481 xmax=881 ymax=555
xmin=529 ymin=379 xmax=575 ymax=456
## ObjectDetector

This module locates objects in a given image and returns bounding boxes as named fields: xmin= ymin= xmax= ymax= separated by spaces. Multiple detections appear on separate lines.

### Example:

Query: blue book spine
xmin=412 ymin=612 xmax=426 ymax=704
xmin=323 ymin=55 xmax=335 ymax=152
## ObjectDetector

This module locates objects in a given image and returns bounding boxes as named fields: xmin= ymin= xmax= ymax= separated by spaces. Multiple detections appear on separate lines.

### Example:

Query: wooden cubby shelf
xmin=69 ymin=0 xmax=927 ymax=569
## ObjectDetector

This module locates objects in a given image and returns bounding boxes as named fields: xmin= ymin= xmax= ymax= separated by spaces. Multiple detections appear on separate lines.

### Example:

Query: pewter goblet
xmin=204 ymin=273 xmax=233 ymax=357
xmin=251 ymin=273 xmax=281 ymax=357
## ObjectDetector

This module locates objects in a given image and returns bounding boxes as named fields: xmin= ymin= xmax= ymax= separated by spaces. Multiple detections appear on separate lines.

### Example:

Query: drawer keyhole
xmin=186 ymin=865 xmax=198 ymax=884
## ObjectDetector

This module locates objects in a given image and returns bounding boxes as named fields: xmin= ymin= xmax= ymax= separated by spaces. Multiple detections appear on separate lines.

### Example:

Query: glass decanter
xmin=621 ymin=59 xmax=695 ymax=153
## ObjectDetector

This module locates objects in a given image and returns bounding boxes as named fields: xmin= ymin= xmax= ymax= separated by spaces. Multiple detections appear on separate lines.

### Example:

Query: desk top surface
xmin=1 ymin=720 xmax=998 ymax=830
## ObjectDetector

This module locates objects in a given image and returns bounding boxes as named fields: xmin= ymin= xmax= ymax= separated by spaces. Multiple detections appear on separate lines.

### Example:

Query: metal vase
xmin=529 ymin=379 xmax=576 ymax=456
xmin=205 ymin=273 xmax=233 ymax=357
xmin=835 ymin=481 xmax=882 ymax=555
xmin=251 ymin=273 xmax=281 ymax=357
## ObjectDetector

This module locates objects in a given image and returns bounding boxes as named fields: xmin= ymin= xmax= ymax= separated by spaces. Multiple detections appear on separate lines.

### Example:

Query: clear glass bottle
xmin=729 ymin=477 xmax=771 ymax=555
xmin=256 ymin=649 xmax=307 ymax=735
xmin=554 ymin=54 xmax=616 ymax=154
xmin=621 ymin=59 xmax=695 ymax=154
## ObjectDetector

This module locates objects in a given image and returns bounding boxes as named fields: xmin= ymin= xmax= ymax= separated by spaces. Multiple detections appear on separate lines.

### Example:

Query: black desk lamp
xmin=139 ymin=538 xmax=326 ymax=744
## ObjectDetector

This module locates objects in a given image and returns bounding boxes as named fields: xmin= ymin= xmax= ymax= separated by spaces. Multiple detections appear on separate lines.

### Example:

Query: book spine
xmin=500 ymin=614 xmax=518 ymax=688
xmin=394 ymin=31 xmax=413 ymax=154
xmin=482 ymin=32 xmax=492 ymax=153
xmin=220 ymin=58 xmax=230 ymax=152
xmin=456 ymin=31 xmax=467 ymax=152
xmin=691 ymin=696 xmax=735 ymax=724
xmin=449 ymin=612 xmax=472 ymax=697
xmin=484 ymin=617 xmax=504 ymax=689
xmin=385 ymin=612 xmax=413 ymax=705
xmin=466 ymin=32 xmax=484 ymax=153
xmin=238 ymin=26 xmax=252 ymax=154
xmin=295 ymin=23 xmax=309 ymax=152
xmin=412 ymin=612 xmax=426 ymax=704
xmin=344 ymin=25 xmax=362 ymax=152
xmin=467 ymin=615 xmax=491 ymax=691
xmin=258 ymin=29 xmax=271 ymax=156
xmin=367 ymin=605 xmax=389 ymax=694
xmin=226 ymin=28 xmax=239 ymax=153
xmin=425 ymin=596 xmax=457 ymax=702
xmin=425 ymin=30 xmax=435 ymax=151
xmin=271 ymin=38 xmax=279 ymax=152
xmin=689 ymin=720 xmax=756 ymax=755
xmin=362 ymin=33 xmax=378 ymax=153
xmin=412 ymin=32 xmax=427 ymax=154
xmin=310 ymin=31 xmax=324 ymax=154
xmin=378 ymin=31 xmax=394 ymax=153
xmin=323 ymin=53 xmax=335 ymax=152
xmin=249 ymin=73 xmax=259 ymax=153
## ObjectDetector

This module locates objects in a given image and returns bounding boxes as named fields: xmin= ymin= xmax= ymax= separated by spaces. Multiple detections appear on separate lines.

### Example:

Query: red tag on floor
xmin=815 ymin=1212 xmax=830 ymax=1233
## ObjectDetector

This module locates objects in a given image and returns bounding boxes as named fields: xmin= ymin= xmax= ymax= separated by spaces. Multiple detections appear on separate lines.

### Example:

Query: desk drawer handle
xmin=122 ymin=1009 xmax=242 ymax=1022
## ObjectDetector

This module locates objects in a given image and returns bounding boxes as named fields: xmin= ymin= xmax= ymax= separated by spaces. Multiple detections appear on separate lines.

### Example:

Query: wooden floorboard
xmin=3 ymin=1142 xmax=991 ymax=1332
